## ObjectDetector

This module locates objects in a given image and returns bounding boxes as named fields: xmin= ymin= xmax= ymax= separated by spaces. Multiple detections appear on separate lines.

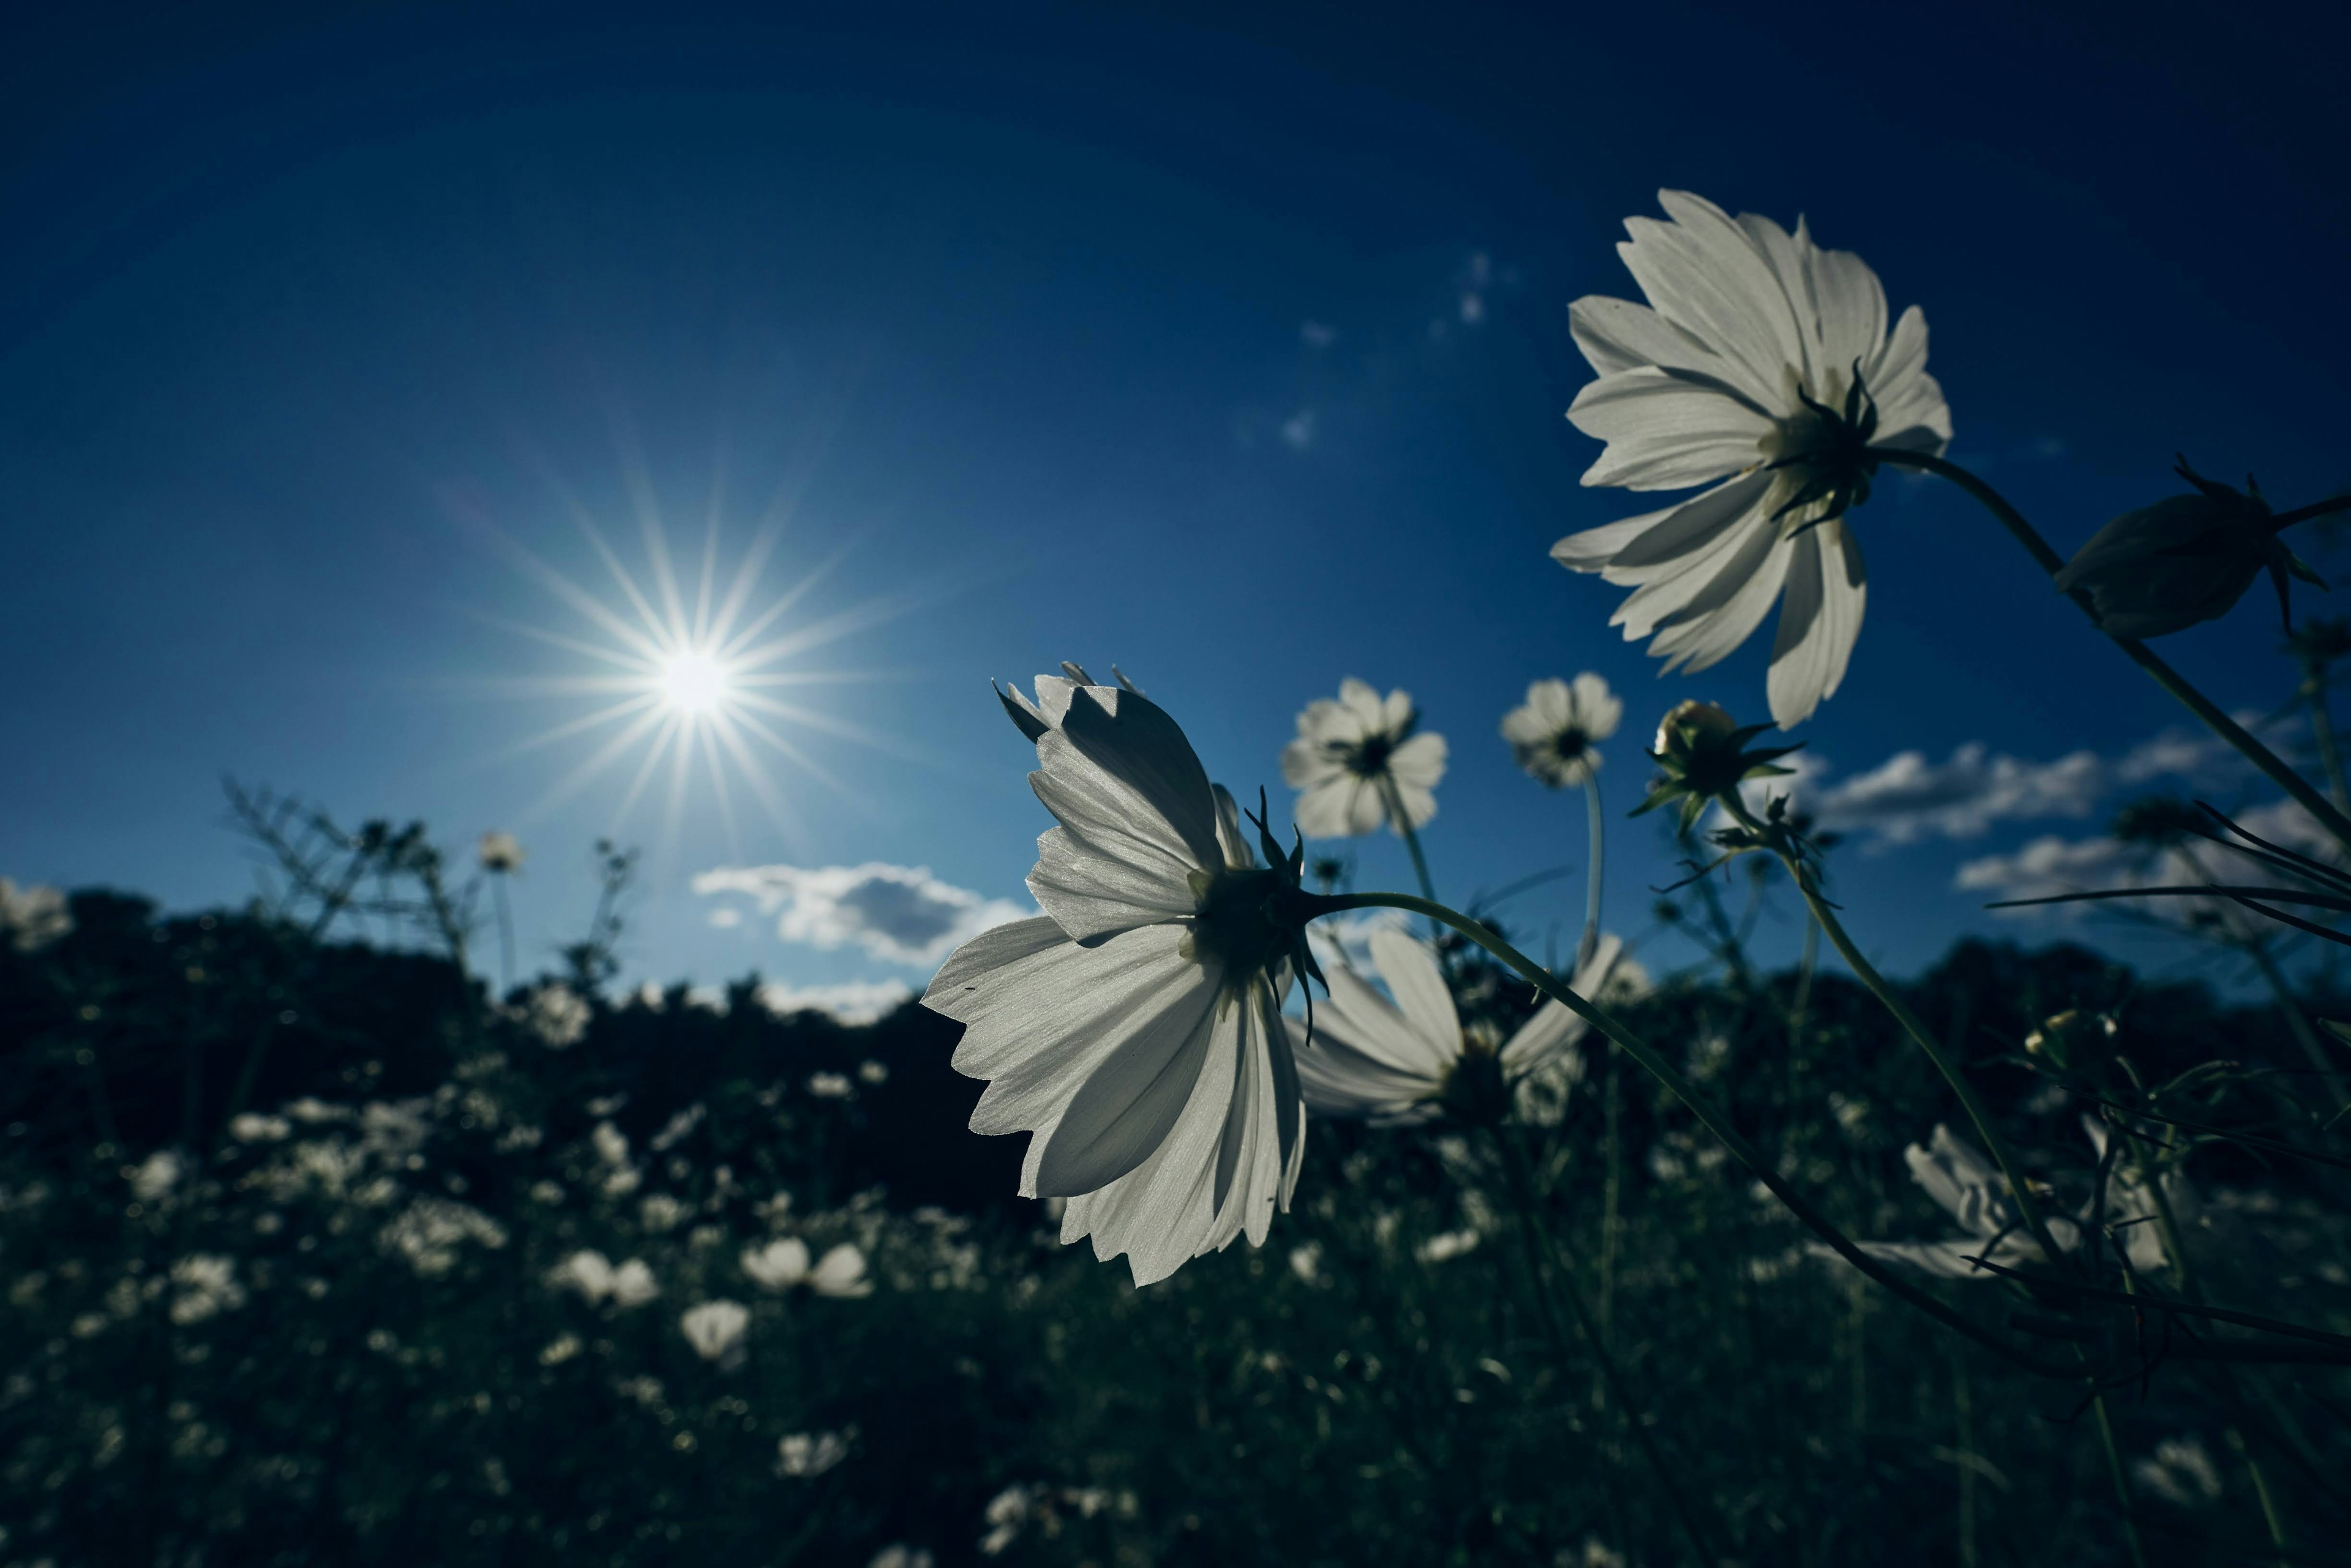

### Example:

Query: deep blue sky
xmin=5 ymin=0 xmax=2347 ymax=1003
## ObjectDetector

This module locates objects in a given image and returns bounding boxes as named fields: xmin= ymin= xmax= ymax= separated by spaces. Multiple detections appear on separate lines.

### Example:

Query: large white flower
xmin=1290 ymin=929 xmax=1622 ymax=1126
xmin=1280 ymin=679 xmax=1448 ymax=838
xmin=1501 ymin=674 xmax=1622 ymax=788
xmin=1834 ymin=1121 xmax=2167 ymax=1280
xmin=927 ymin=672 xmax=1305 ymax=1286
xmin=1552 ymin=190 xmax=1952 ymax=728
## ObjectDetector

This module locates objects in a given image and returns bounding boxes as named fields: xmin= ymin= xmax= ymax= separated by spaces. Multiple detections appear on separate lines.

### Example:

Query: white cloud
xmin=1740 ymin=713 xmax=2302 ymax=852
xmin=1952 ymin=836 xmax=2140 ymax=910
xmin=1952 ymin=798 xmax=2333 ymax=919
xmin=1806 ymin=743 xmax=2104 ymax=846
xmin=693 ymin=862 xmax=1029 ymax=967
xmin=757 ymin=980 xmax=915 ymax=1026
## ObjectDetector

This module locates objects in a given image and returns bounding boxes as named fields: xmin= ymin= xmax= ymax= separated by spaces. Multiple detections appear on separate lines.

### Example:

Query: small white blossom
xmin=512 ymin=983 xmax=590 ymax=1049
xmin=2133 ymin=1435 xmax=2224 ymax=1507
xmin=857 ymin=1059 xmax=890 ymax=1085
xmin=229 ymin=1113 xmax=290 ymax=1142
xmin=549 ymin=1249 xmax=659 ymax=1308
xmin=639 ymin=1194 xmax=689 ymax=1232
xmin=1501 ymin=674 xmax=1622 ymax=787
xmin=868 ymin=1548 xmax=934 ymax=1568
xmin=0 ymin=879 xmax=72 ymax=952
xmin=806 ymin=1071 xmax=853 ymax=1100
xmin=1281 ymin=678 xmax=1448 ymax=837
xmin=741 ymin=1237 xmax=812 ymax=1291
xmin=379 ymin=1197 xmax=506 ymax=1275
xmin=168 ymin=1255 xmax=246 ymax=1324
xmin=129 ymin=1149 xmax=184 ymax=1203
xmin=776 ymin=1429 xmax=852 ymax=1478
xmin=679 ymin=1299 xmax=751 ymax=1365
xmin=809 ymin=1243 xmax=873 ymax=1299
xmin=1416 ymin=1229 xmax=1481 ymax=1264
xmin=1553 ymin=191 xmax=1952 ymax=727
xmin=478 ymin=831 xmax=526 ymax=872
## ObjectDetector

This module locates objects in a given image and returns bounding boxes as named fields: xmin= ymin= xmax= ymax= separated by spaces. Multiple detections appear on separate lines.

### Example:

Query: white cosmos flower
xmin=679 ymin=1299 xmax=751 ymax=1364
xmin=1501 ymin=674 xmax=1623 ymax=787
xmin=1828 ymin=1120 xmax=2169 ymax=1280
xmin=1291 ymin=929 xmax=1622 ymax=1125
xmin=1553 ymin=190 xmax=1952 ymax=728
xmin=926 ymin=672 xmax=1305 ymax=1286
xmin=740 ymin=1236 xmax=811 ymax=1291
xmin=809 ymin=1242 xmax=873 ymax=1297
xmin=1280 ymin=678 xmax=1448 ymax=838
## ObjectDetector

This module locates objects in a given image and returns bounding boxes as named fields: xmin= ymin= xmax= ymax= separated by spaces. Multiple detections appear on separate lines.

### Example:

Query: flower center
xmin=1182 ymin=866 xmax=1296 ymax=986
xmin=1758 ymin=366 xmax=1881 ymax=532
xmin=1549 ymin=729 xmax=1589 ymax=763
xmin=1339 ymin=733 xmax=1393 ymax=777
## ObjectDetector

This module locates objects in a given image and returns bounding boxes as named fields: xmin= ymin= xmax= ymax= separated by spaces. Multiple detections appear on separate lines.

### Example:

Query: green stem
xmin=1302 ymin=890 xmax=2075 ymax=1375
xmin=1493 ymin=1127 xmax=1722 ymax=1565
xmin=1377 ymin=775 xmax=1442 ymax=939
xmin=1580 ymin=772 xmax=1606 ymax=972
xmin=2301 ymin=667 xmax=2351 ymax=817
xmin=1872 ymin=446 xmax=2351 ymax=857
xmin=2085 ymin=1369 xmax=2151 ymax=1568
xmin=2244 ymin=937 xmax=2351 ymax=1117
xmin=1723 ymin=798 xmax=2079 ymax=1275
xmin=1954 ymin=1351 xmax=1978 ymax=1568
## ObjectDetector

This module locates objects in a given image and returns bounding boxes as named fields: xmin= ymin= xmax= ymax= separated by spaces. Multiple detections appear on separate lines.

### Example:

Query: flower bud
xmin=1653 ymin=699 xmax=1738 ymax=754
xmin=1634 ymin=702 xmax=1802 ymax=831
xmin=2053 ymin=458 xmax=2322 ymax=639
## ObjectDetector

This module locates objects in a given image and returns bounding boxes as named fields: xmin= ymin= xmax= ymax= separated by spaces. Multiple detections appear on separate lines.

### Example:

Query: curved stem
xmin=1493 ymin=1127 xmax=1722 ymax=1564
xmin=1872 ymin=446 xmax=2351 ymax=856
xmin=1300 ymin=889 xmax=2075 ymax=1375
xmin=1579 ymin=772 xmax=1606 ymax=972
xmin=1723 ymin=798 xmax=2079 ymax=1274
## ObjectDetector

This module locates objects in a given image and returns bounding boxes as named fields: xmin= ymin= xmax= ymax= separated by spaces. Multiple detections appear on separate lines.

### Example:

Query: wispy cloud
xmin=692 ymin=862 xmax=1029 ymax=967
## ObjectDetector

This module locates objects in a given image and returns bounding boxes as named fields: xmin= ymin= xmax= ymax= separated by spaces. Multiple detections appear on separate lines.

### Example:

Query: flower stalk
xmin=1719 ymin=795 xmax=2080 ymax=1277
xmin=1870 ymin=446 xmax=2351 ymax=856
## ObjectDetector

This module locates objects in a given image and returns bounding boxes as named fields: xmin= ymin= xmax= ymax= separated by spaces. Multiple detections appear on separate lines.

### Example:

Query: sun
xmin=450 ymin=470 xmax=926 ymax=858
xmin=658 ymin=649 xmax=731 ymax=714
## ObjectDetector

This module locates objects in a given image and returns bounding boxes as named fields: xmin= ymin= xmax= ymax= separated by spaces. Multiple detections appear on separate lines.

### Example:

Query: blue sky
xmin=4 ymin=1 xmax=2347 ymax=1011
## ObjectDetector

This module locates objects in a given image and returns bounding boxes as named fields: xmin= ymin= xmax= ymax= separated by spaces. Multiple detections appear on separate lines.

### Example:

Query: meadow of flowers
xmin=7 ymin=190 xmax=2351 ymax=1566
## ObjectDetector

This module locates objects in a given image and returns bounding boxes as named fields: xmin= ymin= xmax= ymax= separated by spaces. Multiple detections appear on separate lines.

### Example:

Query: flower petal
xmin=1368 ymin=931 xmax=1460 ymax=1056
xmin=1384 ymin=732 xmax=1448 ymax=791
xmin=1294 ymin=776 xmax=1386 ymax=838
xmin=1862 ymin=306 xmax=1951 ymax=452
xmin=1499 ymin=932 xmax=1621 ymax=1076
xmin=1619 ymin=191 xmax=1804 ymax=407
xmin=1032 ymin=956 xmax=1228 ymax=1198
xmin=1569 ymin=370 xmax=1775 ymax=491
xmin=1568 ymin=294 xmax=1775 ymax=409
xmin=1052 ymin=685 xmax=1223 ymax=870
xmin=1766 ymin=520 xmax=1867 ymax=728
xmin=1551 ymin=471 xmax=1769 ymax=585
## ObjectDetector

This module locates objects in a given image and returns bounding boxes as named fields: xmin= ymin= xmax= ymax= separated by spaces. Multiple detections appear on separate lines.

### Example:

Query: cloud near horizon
xmin=1738 ymin=716 xmax=2294 ymax=851
xmin=692 ymin=862 xmax=1030 ymax=967
xmin=755 ymin=980 xmax=916 ymax=1026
